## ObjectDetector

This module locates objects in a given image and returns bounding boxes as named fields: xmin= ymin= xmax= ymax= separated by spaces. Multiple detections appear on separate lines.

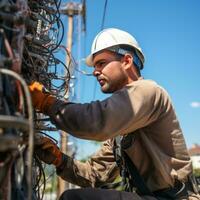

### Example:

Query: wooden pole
xmin=57 ymin=14 xmax=73 ymax=199
xmin=57 ymin=2 xmax=85 ymax=198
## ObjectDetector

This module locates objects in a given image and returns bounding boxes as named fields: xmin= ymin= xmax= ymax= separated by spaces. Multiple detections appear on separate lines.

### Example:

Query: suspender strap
xmin=114 ymin=135 xmax=153 ymax=196
xmin=123 ymin=151 xmax=153 ymax=196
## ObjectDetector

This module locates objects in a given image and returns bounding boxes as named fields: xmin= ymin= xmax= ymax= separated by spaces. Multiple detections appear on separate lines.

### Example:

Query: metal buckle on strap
xmin=154 ymin=177 xmax=200 ymax=199
xmin=153 ymin=180 xmax=188 ymax=199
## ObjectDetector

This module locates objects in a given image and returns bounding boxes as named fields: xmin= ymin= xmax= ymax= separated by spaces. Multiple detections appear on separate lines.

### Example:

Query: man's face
xmin=93 ymin=50 xmax=128 ymax=93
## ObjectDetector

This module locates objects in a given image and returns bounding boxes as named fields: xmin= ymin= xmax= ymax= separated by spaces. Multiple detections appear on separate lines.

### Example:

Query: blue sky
xmin=58 ymin=0 xmax=200 ymax=159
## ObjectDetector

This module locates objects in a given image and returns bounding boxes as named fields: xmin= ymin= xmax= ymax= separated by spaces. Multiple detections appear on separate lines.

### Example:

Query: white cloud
xmin=190 ymin=102 xmax=200 ymax=108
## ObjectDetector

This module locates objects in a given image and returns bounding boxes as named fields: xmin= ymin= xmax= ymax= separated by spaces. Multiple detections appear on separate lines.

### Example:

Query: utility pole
xmin=57 ymin=2 xmax=86 ymax=198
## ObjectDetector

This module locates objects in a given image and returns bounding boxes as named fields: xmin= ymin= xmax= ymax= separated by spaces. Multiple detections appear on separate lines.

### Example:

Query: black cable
xmin=33 ymin=155 xmax=46 ymax=200
xmin=0 ymin=1 xmax=69 ymax=199
xmin=101 ymin=0 xmax=108 ymax=30
xmin=91 ymin=0 xmax=108 ymax=100
xmin=48 ymin=18 xmax=65 ymax=51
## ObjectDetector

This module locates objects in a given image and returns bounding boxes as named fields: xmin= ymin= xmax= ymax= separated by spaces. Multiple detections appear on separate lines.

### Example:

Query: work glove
xmin=34 ymin=134 xmax=63 ymax=167
xmin=29 ymin=81 xmax=56 ymax=114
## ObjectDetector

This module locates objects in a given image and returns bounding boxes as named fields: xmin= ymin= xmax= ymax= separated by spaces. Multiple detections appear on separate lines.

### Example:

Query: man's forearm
xmin=56 ymin=154 xmax=94 ymax=188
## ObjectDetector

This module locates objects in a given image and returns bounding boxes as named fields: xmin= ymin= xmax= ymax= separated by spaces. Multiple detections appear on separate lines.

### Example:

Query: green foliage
xmin=193 ymin=168 xmax=200 ymax=177
xmin=44 ymin=165 xmax=57 ymax=193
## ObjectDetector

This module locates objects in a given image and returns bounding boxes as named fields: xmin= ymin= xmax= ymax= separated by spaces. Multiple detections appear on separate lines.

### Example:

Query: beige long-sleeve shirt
xmin=47 ymin=79 xmax=192 ymax=192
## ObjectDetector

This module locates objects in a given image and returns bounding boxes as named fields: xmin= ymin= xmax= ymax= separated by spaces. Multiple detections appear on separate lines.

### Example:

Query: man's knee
xmin=58 ymin=188 xmax=141 ymax=200
xmin=59 ymin=189 xmax=80 ymax=200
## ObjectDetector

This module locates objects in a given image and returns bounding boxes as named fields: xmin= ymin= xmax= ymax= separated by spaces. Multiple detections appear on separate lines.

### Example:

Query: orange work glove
xmin=34 ymin=135 xmax=63 ymax=167
xmin=29 ymin=82 xmax=56 ymax=114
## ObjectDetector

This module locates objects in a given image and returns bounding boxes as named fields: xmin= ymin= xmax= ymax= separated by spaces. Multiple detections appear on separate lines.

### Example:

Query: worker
xmin=30 ymin=28 xmax=200 ymax=200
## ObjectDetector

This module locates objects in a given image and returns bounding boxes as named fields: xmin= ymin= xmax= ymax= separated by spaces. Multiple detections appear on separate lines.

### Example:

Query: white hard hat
xmin=85 ymin=28 xmax=145 ymax=68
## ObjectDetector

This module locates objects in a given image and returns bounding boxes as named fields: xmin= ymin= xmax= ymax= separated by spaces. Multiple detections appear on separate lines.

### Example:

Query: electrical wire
xmin=0 ymin=1 xmax=67 ymax=199
xmin=22 ymin=1 xmax=69 ymax=95
xmin=101 ymin=0 xmax=108 ymax=30
xmin=65 ymin=46 xmax=92 ymax=76
xmin=0 ymin=68 xmax=34 ymax=200
xmin=33 ymin=155 xmax=46 ymax=200
xmin=91 ymin=0 xmax=109 ymax=100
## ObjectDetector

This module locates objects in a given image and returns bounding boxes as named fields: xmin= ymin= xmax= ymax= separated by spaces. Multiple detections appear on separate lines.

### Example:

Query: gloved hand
xmin=34 ymin=134 xmax=63 ymax=167
xmin=29 ymin=81 xmax=56 ymax=114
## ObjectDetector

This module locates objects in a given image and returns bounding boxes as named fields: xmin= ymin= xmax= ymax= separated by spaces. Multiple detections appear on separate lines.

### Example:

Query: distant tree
xmin=193 ymin=168 xmax=200 ymax=177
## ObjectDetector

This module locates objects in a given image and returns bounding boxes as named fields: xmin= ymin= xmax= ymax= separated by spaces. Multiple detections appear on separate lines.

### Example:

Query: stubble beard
xmin=101 ymin=79 xmax=124 ymax=94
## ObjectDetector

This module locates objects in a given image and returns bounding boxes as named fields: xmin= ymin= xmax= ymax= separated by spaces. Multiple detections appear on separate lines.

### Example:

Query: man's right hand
xmin=29 ymin=81 xmax=56 ymax=114
xmin=34 ymin=134 xmax=63 ymax=167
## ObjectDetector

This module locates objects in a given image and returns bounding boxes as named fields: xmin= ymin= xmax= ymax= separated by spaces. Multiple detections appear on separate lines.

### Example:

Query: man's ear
xmin=122 ymin=54 xmax=133 ymax=70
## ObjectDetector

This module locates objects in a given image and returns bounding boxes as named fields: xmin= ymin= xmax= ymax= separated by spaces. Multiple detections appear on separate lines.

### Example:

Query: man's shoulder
xmin=127 ymin=79 xmax=161 ymax=93
xmin=124 ymin=79 xmax=170 ymax=101
xmin=135 ymin=79 xmax=159 ymax=87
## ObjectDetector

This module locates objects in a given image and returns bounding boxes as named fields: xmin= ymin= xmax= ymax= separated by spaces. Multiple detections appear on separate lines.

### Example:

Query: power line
xmin=93 ymin=0 xmax=108 ymax=100
xmin=101 ymin=0 xmax=108 ymax=30
xmin=92 ymin=0 xmax=108 ymax=100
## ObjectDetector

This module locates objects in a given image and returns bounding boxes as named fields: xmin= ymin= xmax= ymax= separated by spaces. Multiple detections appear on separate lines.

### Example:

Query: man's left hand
xmin=34 ymin=134 xmax=63 ymax=167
